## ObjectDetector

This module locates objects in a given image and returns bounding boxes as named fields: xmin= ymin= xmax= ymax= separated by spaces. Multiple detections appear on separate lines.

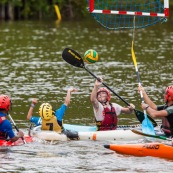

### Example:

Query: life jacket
xmin=41 ymin=116 xmax=63 ymax=133
xmin=161 ymin=117 xmax=171 ymax=136
xmin=0 ymin=131 xmax=8 ymax=140
xmin=0 ymin=116 xmax=8 ymax=139
xmin=0 ymin=116 xmax=6 ymax=124
xmin=96 ymin=103 xmax=118 ymax=131
xmin=160 ymin=105 xmax=173 ymax=136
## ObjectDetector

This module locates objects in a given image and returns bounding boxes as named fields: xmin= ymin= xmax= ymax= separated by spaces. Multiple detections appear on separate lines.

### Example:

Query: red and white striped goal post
xmin=89 ymin=0 xmax=169 ymax=17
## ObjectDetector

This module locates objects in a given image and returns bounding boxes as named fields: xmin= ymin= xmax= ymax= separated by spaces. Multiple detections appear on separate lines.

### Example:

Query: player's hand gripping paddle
xmin=131 ymin=41 xmax=155 ymax=135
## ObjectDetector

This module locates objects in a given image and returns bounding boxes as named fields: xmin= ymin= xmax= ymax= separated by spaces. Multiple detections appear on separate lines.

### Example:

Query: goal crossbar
xmin=89 ymin=0 xmax=169 ymax=17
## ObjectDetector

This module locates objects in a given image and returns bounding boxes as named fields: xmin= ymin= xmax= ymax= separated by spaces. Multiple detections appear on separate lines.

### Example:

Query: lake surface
xmin=0 ymin=18 xmax=173 ymax=172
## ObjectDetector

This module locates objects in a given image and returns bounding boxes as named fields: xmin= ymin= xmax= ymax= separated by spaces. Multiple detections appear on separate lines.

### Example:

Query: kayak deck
xmin=0 ymin=136 xmax=33 ymax=147
xmin=63 ymin=123 xmax=142 ymax=132
xmin=32 ymin=125 xmax=142 ymax=141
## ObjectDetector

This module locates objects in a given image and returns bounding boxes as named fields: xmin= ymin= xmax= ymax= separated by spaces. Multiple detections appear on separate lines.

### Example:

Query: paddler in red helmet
xmin=0 ymin=95 xmax=24 ymax=142
xmin=90 ymin=78 xmax=135 ymax=131
xmin=139 ymin=85 xmax=173 ymax=137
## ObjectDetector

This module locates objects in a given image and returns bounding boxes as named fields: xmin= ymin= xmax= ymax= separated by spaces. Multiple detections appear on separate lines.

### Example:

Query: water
xmin=0 ymin=19 xmax=173 ymax=172
xmin=0 ymin=139 xmax=173 ymax=173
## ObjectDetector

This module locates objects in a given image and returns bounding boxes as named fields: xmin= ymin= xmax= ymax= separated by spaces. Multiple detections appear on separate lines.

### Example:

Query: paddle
xmin=8 ymin=113 xmax=26 ymax=144
xmin=132 ymin=129 xmax=172 ymax=141
xmin=131 ymin=41 xmax=155 ymax=135
xmin=62 ymin=48 xmax=157 ymax=127
xmin=28 ymin=123 xmax=33 ymax=137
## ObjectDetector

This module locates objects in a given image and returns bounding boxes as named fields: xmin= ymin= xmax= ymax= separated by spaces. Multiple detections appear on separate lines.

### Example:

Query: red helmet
xmin=0 ymin=95 xmax=11 ymax=112
xmin=164 ymin=86 xmax=173 ymax=102
xmin=97 ymin=87 xmax=111 ymax=101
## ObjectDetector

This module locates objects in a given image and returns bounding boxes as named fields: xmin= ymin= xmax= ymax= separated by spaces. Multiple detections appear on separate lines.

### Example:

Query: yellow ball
xmin=83 ymin=49 xmax=99 ymax=64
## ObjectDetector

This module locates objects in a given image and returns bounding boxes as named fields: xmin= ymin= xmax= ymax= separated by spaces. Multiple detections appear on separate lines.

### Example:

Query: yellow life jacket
xmin=41 ymin=116 xmax=62 ymax=133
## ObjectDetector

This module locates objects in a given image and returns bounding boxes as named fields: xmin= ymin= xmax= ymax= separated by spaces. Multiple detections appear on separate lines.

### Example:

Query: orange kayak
xmin=104 ymin=142 xmax=173 ymax=160
xmin=0 ymin=136 xmax=33 ymax=147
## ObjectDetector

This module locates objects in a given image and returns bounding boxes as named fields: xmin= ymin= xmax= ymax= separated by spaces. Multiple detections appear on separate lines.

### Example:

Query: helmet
xmin=39 ymin=103 xmax=54 ymax=120
xmin=97 ymin=87 xmax=111 ymax=101
xmin=0 ymin=95 xmax=11 ymax=112
xmin=164 ymin=86 xmax=173 ymax=102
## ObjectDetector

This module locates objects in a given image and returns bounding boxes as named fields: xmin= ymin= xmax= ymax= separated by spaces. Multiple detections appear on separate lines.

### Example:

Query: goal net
xmin=87 ymin=0 xmax=169 ymax=29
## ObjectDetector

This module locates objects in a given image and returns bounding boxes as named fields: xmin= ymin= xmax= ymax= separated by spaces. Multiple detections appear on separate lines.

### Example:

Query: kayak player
xmin=27 ymin=87 xmax=79 ymax=140
xmin=0 ymin=95 xmax=24 ymax=142
xmin=138 ymin=85 xmax=173 ymax=137
xmin=90 ymin=78 xmax=135 ymax=131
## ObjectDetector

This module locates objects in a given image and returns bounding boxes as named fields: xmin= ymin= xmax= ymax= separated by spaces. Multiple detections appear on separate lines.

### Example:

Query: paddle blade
xmin=131 ymin=41 xmax=137 ymax=67
xmin=134 ymin=110 xmax=157 ymax=127
xmin=142 ymin=114 xmax=155 ymax=135
xmin=62 ymin=48 xmax=85 ymax=68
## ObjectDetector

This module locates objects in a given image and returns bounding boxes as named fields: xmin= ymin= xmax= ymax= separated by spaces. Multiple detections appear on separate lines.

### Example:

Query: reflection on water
xmin=0 ymin=20 xmax=173 ymax=172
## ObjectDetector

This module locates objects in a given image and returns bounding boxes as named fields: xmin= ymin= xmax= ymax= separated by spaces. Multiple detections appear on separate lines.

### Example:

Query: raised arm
xmin=27 ymin=98 xmax=38 ymax=121
xmin=138 ymin=86 xmax=157 ymax=110
xmin=64 ymin=87 xmax=77 ymax=106
xmin=90 ymin=78 xmax=102 ymax=111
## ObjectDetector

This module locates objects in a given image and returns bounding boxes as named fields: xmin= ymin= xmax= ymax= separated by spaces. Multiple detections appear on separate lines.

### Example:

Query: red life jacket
xmin=0 ymin=116 xmax=8 ymax=139
xmin=0 ymin=116 xmax=6 ymax=124
xmin=96 ymin=103 xmax=118 ymax=131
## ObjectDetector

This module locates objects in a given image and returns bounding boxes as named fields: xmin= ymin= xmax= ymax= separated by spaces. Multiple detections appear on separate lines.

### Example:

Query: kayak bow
xmin=104 ymin=142 xmax=173 ymax=160
xmin=0 ymin=136 xmax=33 ymax=147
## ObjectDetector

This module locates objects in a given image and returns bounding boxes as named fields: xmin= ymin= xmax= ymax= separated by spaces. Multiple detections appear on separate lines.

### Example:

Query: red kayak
xmin=104 ymin=142 xmax=173 ymax=160
xmin=0 ymin=136 xmax=33 ymax=147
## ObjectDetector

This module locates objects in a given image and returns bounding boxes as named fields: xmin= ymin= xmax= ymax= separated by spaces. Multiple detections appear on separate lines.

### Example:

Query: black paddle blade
xmin=134 ymin=109 xmax=157 ymax=127
xmin=62 ymin=48 xmax=85 ymax=68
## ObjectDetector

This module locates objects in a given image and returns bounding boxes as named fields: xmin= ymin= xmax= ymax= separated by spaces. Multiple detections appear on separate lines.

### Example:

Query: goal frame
xmin=89 ymin=0 xmax=169 ymax=17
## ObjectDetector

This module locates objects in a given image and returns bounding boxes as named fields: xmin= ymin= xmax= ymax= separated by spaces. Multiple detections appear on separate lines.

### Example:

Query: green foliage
xmin=0 ymin=0 xmax=88 ymax=20
xmin=0 ymin=0 xmax=172 ymax=20
xmin=53 ymin=0 xmax=88 ymax=19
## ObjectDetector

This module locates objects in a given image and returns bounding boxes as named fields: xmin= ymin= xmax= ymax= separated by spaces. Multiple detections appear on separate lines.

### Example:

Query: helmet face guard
xmin=164 ymin=86 xmax=173 ymax=102
xmin=0 ymin=95 xmax=11 ymax=112
xmin=39 ymin=103 xmax=54 ymax=120
xmin=97 ymin=87 xmax=111 ymax=102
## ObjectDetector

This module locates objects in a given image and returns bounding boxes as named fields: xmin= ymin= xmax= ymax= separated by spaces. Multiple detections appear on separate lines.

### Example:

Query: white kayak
xmin=78 ymin=129 xmax=142 ymax=141
xmin=31 ymin=124 xmax=143 ymax=141
xmin=32 ymin=126 xmax=68 ymax=141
